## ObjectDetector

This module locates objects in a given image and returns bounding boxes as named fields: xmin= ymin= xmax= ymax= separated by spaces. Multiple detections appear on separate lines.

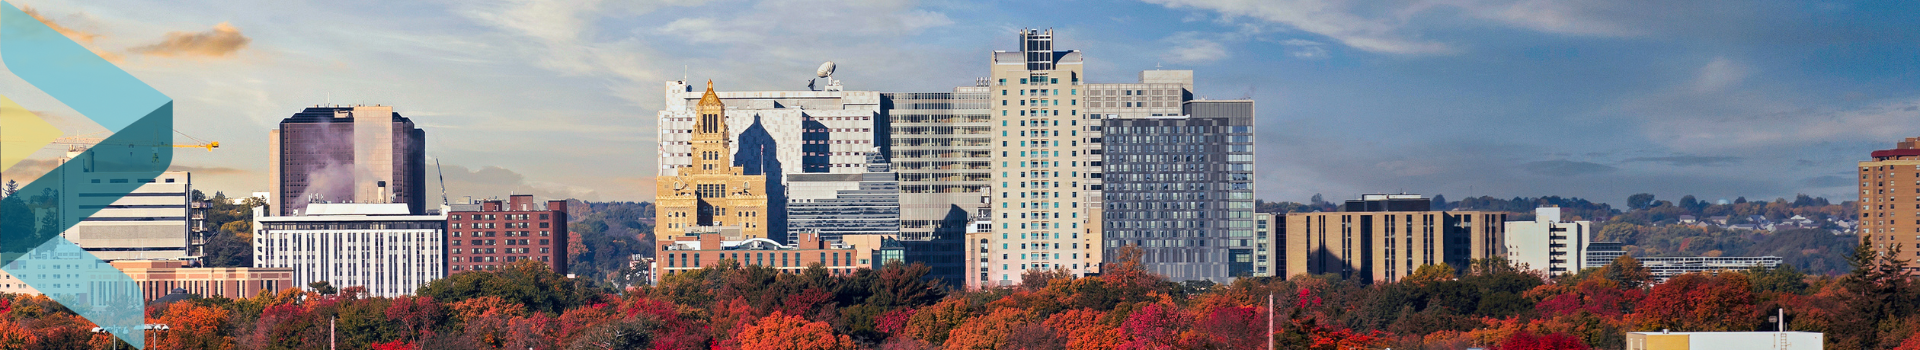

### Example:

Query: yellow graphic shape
xmin=0 ymin=95 xmax=60 ymax=172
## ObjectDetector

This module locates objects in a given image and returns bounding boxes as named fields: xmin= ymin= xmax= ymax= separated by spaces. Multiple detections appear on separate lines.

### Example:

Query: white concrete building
xmin=56 ymin=171 xmax=199 ymax=261
xmin=252 ymin=203 xmax=445 ymax=297
xmin=655 ymin=79 xmax=883 ymax=179
xmin=1504 ymin=207 xmax=1593 ymax=275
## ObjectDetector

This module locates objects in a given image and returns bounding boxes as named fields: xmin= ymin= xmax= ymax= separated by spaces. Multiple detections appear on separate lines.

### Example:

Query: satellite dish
xmin=817 ymin=61 xmax=836 ymax=78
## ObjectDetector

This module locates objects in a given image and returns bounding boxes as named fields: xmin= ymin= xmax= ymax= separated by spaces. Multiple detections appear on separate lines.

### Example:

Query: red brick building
xmin=447 ymin=195 xmax=569 ymax=273
xmin=654 ymin=231 xmax=883 ymax=281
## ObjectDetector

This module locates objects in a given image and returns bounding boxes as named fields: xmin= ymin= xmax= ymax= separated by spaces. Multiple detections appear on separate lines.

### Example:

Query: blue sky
xmin=1 ymin=0 xmax=1915 ymax=206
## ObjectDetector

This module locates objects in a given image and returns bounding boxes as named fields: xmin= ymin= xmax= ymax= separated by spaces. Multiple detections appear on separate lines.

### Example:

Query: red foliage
xmin=875 ymin=308 xmax=916 ymax=335
xmin=1188 ymin=305 xmax=1265 ymax=349
xmin=370 ymin=340 xmax=415 ymax=350
xmin=1534 ymin=278 xmax=1641 ymax=317
xmin=1121 ymin=303 xmax=1188 ymax=349
xmin=1496 ymin=332 xmax=1590 ymax=350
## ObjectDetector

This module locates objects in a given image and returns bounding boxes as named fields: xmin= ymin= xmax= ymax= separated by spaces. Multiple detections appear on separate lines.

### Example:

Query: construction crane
xmin=47 ymin=131 xmax=218 ymax=152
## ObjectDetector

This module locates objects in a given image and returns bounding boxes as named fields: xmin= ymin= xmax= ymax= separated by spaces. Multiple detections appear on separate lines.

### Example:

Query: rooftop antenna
xmin=434 ymin=158 xmax=448 ymax=206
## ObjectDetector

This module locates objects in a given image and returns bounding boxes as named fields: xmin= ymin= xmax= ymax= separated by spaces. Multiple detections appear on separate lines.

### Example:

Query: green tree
xmin=309 ymin=281 xmax=338 ymax=295
xmin=1603 ymin=256 xmax=1651 ymax=289
xmin=1627 ymin=193 xmax=1656 ymax=210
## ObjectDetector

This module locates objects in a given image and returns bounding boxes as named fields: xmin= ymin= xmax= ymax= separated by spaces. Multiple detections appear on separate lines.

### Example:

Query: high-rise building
xmin=446 ymin=195 xmax=570 ymax=274
xmin=252 ymin=203 xmax=446 ymax=298
xmin=787 ymin=152 xmax=901 ymax=243
xmin=1285 ymin=194 xmax=1507 ymax=282
xmin=655 ymin=78 xmax=882 ymax=243
xmin=882 ymin=88 xmax=991 ymax=288
xmin=882 ymin=87 xmax=993 ymax=240
xmin=1100 ymin=99 xmax=1256 ymax=283
xmin=654 ymin=82 xmax=773 ymax=242
xmin=1504 ymin=207 xmax=1594 ymax=275
xmin=1860 ymin=137 xmax=1920 ymax=270
xmin=980 ymin=28 xmax=1097 ymax=288
xmin=269 ymin=106 xmax=427 ymax=216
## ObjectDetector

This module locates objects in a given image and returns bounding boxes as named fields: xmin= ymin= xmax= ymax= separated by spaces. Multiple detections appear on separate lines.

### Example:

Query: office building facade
xmin=882 ymin=88 xmax=991 ymax=288
xmin=1504 ymin=207 xmax=1593 ymax=275
xmin=656 ymin=77 xmax=883 ymax=243
xmin=252 ymin=203 xmax=446 ymax=297
xmin=882 ymin=88 xmax=994 ymax=240
xmin=786 ymin=153 xmax=902 ymax=243
xmin=655 ymin=82 xmax=773 ymax=241
xmin=446 ymin=195 xmax=570 ymax=273
xmin=1860 ymin=136 xmax=1920 ymax=270
xmin=1286 ymin=194 xmax=1506 ymax=282
xmin=980 ymin=28 xmax=1098 ymax=288
xmin=1099 ymin=100 xmax=1256 ymax=283
xmin=54 ymin=171 xmax=198 ymax=261
xmin=269 ymin=106 xmax=427 ymax=215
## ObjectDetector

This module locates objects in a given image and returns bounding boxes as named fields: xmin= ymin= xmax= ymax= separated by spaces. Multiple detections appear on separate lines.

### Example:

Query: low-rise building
xmin=112 ymin=260 xmax=293 ymax=301
xmin=446 ymin=195 xmax=569 ymax=274
xmin=253 ymin=203 xmax=446 ymax=297
xmin=653 ymin=229 xmax=872 ymax=281
xmin=1626 ymin=331 xmax=1821 ymax=350
xmin=1285 ymin=194 xmax=1506 ymax=282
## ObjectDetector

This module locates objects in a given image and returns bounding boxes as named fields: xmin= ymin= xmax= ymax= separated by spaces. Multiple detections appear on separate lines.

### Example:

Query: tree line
xmin=4 ymin=240 xmax=1920 ymax=349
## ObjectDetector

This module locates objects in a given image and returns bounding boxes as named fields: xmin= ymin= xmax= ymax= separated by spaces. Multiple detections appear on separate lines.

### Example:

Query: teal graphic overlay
xmin=0 ymin=2 xmax=175 ymax=347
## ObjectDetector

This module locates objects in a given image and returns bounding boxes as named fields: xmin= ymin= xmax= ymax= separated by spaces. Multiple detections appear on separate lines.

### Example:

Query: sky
xmin=1 ymin=0 xmax=1916 ymax=207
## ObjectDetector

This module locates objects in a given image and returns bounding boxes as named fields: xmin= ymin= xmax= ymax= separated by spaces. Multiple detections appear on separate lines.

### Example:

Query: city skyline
xmin=1 ymin=0 xmax=1916 ymax=206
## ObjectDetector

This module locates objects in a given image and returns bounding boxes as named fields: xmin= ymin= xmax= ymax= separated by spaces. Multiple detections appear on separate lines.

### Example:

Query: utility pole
xmin=330 ymin=317 xmax=337 ymax=350
xmin=1268 ymin=292 xmax=1275 ymax=350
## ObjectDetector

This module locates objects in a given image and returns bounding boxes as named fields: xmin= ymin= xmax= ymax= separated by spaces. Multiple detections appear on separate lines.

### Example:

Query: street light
xmin=90 ymin=324 xmax=169 ymax=349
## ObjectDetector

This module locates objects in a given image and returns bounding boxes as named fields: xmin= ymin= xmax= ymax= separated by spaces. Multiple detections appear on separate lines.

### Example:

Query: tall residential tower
xmin=980 ymin=28 xmax=1097 ymax=288
xmin=1860 ymin=137 xmax=1920 ymax=271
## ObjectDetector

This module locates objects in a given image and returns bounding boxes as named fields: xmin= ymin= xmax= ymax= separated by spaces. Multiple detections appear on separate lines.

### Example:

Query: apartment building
xmin=446 ymin=195 xmax=569 ymax=273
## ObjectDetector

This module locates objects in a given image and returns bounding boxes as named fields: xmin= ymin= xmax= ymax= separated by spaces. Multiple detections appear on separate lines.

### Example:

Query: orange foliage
xmin=734 ymin=311 xmax=853 ymax=350
xmin=147 ymin=302 xmax=233 ymax=350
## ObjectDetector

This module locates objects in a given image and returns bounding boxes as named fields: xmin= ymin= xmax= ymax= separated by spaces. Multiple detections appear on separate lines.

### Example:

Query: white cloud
xmin=1280 ymin=39 xmax=1328 ymax=59
xmin=1161 ymin=32 xmax=1229 ymax=64
xmin=1692 ymin=57 xmax=1748 ymax=93
xmin=1143 ymin=0 xmax=1458 ymax=55
xmin=1142 ymin=0 xmax=1736 ymax=55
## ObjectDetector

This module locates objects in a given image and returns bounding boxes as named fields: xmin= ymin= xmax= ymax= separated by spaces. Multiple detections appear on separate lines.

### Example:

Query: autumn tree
xmin=735 ymin=311 xmax=854 ymax=350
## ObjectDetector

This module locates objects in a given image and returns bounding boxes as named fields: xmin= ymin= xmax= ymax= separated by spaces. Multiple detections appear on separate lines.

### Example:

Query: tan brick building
xmin=653 ymin=230 xmax=879 ymax=280
xmin=656 ymin=81 xmax=772 ymax=241
xmin=1860 ymin=137 xmax=1920 ymax=269
xmin=113 ymin=260 xmax=293 ymax=301
xmin=1285 ymin=195 xmax=1506 ymax=282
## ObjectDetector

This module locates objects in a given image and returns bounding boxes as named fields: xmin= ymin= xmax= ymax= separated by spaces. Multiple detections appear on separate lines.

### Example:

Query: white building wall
xmin=656 ymin=80 xmax=881 ymax=181
xmin=61 ymin=171 xmax=193 ymax=261
xmin=253 ymin=204 xmax=445 ymax=297
xmin=1503 ymin=207 xmax=1592 ymax=275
